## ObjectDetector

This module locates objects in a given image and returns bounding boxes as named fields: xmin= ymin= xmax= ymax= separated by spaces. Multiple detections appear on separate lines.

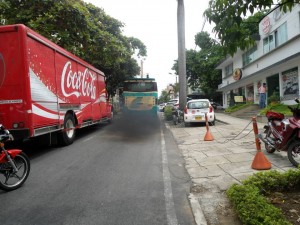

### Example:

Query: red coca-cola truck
xmin=0 ymin=24 xmax=113 ymax=145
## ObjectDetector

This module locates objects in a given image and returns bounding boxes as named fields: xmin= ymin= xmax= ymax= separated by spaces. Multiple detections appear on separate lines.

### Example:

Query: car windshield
xmin=187 ymin=101 xmax=209 ymax=109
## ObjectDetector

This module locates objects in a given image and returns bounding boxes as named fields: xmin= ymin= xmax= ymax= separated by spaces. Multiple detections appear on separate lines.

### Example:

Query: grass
xmin=259 ymin=103 xmax=294 ymax=116
xmin=225 ymin=102 xmax=295 ymax=116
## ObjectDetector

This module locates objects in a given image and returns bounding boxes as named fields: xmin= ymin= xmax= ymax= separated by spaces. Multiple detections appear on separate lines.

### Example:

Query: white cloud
xmin=84 ymin=0 xmax=212 ymax=94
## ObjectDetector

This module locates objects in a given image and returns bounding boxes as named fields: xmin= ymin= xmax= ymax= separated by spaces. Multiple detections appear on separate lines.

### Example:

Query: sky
xmin=84 ymin=0 xmax=213 ymax=94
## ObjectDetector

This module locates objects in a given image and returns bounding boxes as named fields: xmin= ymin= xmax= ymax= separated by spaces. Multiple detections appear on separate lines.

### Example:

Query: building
xmin=217 ymin=4 xmax=300 ymax=108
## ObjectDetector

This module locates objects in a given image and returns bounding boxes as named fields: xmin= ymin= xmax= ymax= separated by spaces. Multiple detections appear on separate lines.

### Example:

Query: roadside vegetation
xmin=224 ymin=102 xmax=294 ymax=116
xmin=224 ymin=102 xmax=254 ymax=113
xmin=227 ymin=168 xmax=300 ymax=225
xmin=0 ymin=0 xmax=147 ymax=97
xmin=164 ymin=106 xmax=173 ymax=121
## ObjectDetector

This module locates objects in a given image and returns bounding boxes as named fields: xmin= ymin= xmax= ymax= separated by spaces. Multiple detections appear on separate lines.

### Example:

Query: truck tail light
xmin=13 ymin=122 xmax=24 ymax=129
xmin=209 ymin=106 xmax=213 ymax=113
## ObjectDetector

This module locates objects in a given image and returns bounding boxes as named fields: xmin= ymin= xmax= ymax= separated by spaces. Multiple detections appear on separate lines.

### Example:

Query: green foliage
xmin=224 ymin=102 xmax=253 ymax=113
xmin=164 ymin=106 xmax=173 ymax=121
xmin=227 ymin=183 xmax=291 ymax=225
xmin=267 ymin=91 xmax=280 ymax=103
xmin=0 ymin=0 xmax=147 ymax=96
xmin=204 ymin=0 xmax=298 ymax=56
xmin=227 ymin=168 xmax=300 ymax=225
xmin=260 ymin=103 xmax=294 ymax=116
xmin=158 ymin=90 xmax=171 ymax=104
xmin=172 ymin=32 xmax=224 ymax=99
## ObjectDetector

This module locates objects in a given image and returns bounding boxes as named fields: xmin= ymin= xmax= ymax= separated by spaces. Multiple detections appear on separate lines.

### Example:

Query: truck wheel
xmin=59 ymin=114 xmax=76 ymax=146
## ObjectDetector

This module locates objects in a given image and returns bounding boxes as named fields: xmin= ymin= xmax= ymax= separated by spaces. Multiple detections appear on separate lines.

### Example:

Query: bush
xmin=164 ymin=106 xmax=173 ymax=121
xmin=268 ymin=91 xmax=280 ymax=104
xmin=224 ymin=102 xmax=253 ymax=113
xmin=227 ymin=169 xmax=300 ymax=225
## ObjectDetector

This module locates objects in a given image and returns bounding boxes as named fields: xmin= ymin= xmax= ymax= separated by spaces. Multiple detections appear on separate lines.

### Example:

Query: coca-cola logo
xmin=61 ymin=61 xmax=96 ymax=99
xmin=0 ymin=53 xmax=6 ymax=88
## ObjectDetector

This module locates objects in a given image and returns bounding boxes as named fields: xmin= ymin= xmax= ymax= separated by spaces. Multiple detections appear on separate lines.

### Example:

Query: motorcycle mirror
xmin=295 ymin=98 xmax=300 ymax=104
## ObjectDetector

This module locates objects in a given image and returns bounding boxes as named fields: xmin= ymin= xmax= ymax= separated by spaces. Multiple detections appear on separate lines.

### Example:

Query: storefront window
xmin=246 ymin=85 xmax=254 ymax=102
xmin=282 ymin=67 xmax=299 ymax=100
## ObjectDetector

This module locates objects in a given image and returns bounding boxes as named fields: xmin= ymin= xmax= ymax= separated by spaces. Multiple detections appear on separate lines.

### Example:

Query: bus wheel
xmin=59 ymin=113 xmax=76 ymax=146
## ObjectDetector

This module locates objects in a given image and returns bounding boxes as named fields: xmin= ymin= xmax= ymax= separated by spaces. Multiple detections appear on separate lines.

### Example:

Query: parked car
xmin=158 ymin=103 xmax=167 ymax=112
xmin=167 ymin=99 xmax=179 ymax=109
xmin=184 ymin=99 xmax=215 ymax=126
xmin=211 ymin=102 xmax=224 ymax=110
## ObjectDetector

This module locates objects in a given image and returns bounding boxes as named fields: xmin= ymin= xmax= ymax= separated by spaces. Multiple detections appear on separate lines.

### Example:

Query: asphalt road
xmin=0 ymin=114 xmax=195 ymax=225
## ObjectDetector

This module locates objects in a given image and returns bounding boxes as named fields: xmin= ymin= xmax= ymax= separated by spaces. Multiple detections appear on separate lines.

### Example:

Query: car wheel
xmin=209 ymin=116 xmax=215 ymax=126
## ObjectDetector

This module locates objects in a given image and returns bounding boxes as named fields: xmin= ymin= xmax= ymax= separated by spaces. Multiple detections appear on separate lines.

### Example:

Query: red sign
xmin=262 ymin=16 xmax=271 ymax=34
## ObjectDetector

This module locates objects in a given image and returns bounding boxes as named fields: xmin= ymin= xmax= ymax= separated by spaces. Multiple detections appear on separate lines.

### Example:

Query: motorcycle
xmin=258 ymin=98 xmax=300 ymax=167
xmin=0 ymin=124 xmax=30 ymax=191
xmin=172 ymin=107 xmax=184 ymax=125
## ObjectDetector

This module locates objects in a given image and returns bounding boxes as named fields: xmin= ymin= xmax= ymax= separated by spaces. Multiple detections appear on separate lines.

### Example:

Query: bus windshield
xmin=123 ymin=81 xmax=157 ymax=92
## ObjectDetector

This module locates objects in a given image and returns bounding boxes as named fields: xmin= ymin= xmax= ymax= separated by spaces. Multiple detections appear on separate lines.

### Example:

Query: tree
xmin=0 ymin=0 xmax=147 ymax=96
xmin=158 ymin=90 xmax=171 ymax=104
xmin=204 ymin=0 xmax=299 ymax=55
xmin=173 ymin=32 xmax=224 ymax=100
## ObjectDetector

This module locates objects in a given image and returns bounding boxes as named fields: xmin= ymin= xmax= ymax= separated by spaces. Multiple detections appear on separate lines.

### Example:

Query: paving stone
xmin=218 ymin=161 xmax=255 ymax=175
xmin=201 ymin=148 xmax=232 ymax=157
xmin=223 ymin=152 xmax=254 ymax=163
xmin=195 ymin=155 xmax=230 ymax=166
xmin=227 ymin=146 xmax=257 ymax=153
xmin=187 ymin=165 xmax=227 ymax=178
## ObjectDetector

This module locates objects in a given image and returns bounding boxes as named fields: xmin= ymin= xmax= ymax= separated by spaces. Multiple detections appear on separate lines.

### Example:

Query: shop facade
xmin=217 ymin=4 xmax=300 ymax=108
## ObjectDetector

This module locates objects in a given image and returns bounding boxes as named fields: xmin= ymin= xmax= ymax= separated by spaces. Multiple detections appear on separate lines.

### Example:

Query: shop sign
xmin=262 ymin=16 xmax=271 ymax=34
xmin=233 ymin=68 xmax=242 ymax=81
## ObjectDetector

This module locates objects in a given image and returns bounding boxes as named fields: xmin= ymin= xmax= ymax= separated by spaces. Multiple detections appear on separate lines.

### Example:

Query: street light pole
xmin=177 ymin=0 xmax=187 ymax=110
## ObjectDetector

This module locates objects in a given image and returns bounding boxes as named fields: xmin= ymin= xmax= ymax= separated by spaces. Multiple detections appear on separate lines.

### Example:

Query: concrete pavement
xmin=165 ymin=112 xmax=296 ymax=225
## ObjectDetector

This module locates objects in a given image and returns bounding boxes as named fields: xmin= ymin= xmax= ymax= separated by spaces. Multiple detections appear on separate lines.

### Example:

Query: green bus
xmin=122 ymin=77 xmax=158 ymax=115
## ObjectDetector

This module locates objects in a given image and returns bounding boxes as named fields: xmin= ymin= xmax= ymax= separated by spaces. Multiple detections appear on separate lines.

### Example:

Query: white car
xmin=158 ymin=103 xmax=166 ymax=112
xmin=183 ymin=99 xmax=215 ymax=126
xmin=167 ymin=99 xmax=179 ymax=109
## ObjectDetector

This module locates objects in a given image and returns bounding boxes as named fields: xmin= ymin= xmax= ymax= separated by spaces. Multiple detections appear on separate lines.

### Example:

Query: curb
xmin=189 ymin=193 xmax=207 ymax=225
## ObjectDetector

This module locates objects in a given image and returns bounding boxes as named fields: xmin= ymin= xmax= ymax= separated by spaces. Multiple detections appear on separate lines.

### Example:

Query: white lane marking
xmin=82 ymin=136 xmax=95 ymax=143
xmin=161 ymin=127 xmax=178 ymax=225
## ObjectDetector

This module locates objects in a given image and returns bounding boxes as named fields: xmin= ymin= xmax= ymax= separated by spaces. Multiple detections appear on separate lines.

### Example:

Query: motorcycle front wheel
xmin=0 ymin=152 xmax=30 ymax=191
xmin=287 ymin=141 xmax=300 ymax=167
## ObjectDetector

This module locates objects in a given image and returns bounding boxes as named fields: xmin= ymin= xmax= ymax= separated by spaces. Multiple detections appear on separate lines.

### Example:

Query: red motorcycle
xmin=259 ymin=98 xmax=300 ymax=167
xmin=0 ymin=124 xmax=30 ymax=191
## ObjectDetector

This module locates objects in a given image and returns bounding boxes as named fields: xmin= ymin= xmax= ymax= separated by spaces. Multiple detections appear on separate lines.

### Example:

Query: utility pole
xmin=140 ymin=59 xmax=144 ymax=78
xmin=177 ymin=0 xmax=187 ymax=110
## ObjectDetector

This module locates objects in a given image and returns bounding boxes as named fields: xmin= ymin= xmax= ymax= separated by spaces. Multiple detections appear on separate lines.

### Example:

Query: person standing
xmin=258 ymin=83 xmax=267 ymax=108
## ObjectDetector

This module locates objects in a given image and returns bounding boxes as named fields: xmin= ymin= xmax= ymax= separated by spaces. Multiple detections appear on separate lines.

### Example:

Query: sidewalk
xmin=166 ymin=112 xmax=295 ymax=225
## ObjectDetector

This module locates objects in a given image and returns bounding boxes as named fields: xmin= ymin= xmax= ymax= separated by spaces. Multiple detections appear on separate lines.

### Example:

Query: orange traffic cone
xmin=251 ymin=151 xmax=272 ymax=170
xmin=204 ymin=113 xmax=214 ymax=141
xmin=251 ymin=117 xmax=271 ymax=170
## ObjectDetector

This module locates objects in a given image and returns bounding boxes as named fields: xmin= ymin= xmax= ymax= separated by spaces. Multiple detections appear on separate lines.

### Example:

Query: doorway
xmin=266 ymin=74 xmax=279 ymax=100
